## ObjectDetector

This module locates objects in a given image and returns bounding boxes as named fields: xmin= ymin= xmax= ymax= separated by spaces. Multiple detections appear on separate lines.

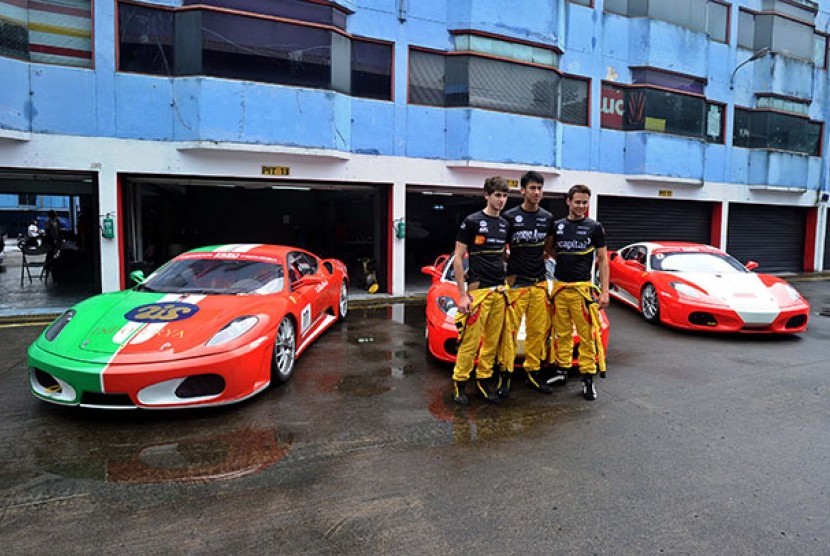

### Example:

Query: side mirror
xmin=609 ymin=252 xmax=618 ymax=261
xmin=129 ymin=270 xmax=146 ymax=285
xmin=745 ymin=260 xmax=759 ymax=271
xmin=421 ymin=265 xmax=441 ymax=278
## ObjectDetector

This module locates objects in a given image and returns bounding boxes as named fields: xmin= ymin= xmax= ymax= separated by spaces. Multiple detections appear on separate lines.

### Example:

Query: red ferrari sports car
xmin=421 ymin=254 xmax=610 ymax=366
xmin=607 ymin=241 xmax=810 ymax=333
xmin=28 ymin=244 xmax=348 ymax=409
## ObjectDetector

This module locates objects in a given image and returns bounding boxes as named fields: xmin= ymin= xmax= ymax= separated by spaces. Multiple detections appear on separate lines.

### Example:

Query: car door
xmin=614 ymin=245 xmax=648 ymax=300
xmin=287 ymin=251 xmax=321 ymax=339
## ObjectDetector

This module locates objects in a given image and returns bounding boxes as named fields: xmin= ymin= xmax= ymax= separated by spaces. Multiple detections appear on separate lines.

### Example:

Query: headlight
xmin=783 ymin=284 xmax=802 ymax=301
xmin=207 ymin=316 xmax=259 ymax=346
xmin=45 ymin=309 xmax=76 ymax=341
xmin=670 ymin=282 xmax=702 ymax=298
xmin=437 ymin=296 xmax=459 ymax=318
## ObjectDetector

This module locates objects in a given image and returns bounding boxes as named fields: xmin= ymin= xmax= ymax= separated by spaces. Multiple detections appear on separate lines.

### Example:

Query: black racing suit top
xmin=503 ymin=205 xmax=554 ymax=287
xmin=552 ymin=216 xmax=606 ymax=283
xmin=456 ymin=210 xmax=508 ymax=289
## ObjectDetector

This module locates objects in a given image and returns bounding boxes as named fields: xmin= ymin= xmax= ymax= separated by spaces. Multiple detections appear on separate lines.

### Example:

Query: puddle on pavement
xmin=34 ymin=426 xmax=289 ymax=484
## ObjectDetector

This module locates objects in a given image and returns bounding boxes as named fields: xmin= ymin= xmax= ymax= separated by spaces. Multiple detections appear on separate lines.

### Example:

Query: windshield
xmin=141 ymin=258 xmax=284 ymax=294
xmin=651 ymin=251 xmax=747 ymax=274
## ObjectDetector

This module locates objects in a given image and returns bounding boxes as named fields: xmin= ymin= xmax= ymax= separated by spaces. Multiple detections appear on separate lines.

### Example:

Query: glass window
xmin=560 ymin=77 xmax=589 ymax=125
xmin=761 ymin=0 xmax=816 ymax=24
xmin=467 ymin=56 xmax=559 ymax=117
xmin=768 ymin=14 xmax=814 ymax=61
xmin=604 ymin=0 xmax=628 ymax=15
xmin=738 ymin=9 xmax=755 ymax=49
xmin=0 ymin=0 xmax=92 ymax=67
xmin=118 ymin=4 xmax=175 ymax=75
xmin=182 ymin=0 xmax=348 ymax=30
xmin=601 ymin=83 xmax=723 ymax=143
xmin=455 ymin=33 xmax=558 ymax=67
xmin=408 ymin=49 xmax=585 ymax=123
xmin=568 ymin=0 xmax=592 ymax=5
xmin=408 ymin=50 xmax=444 ymax=106
xmin=707 ymin=1 xmax=728 ymax=43
xmin=351 ymin=39 xmax=392 ymax=101
xmin=201 ymin=11 xmax=332 ymax=88
xmin=733 ymin=108 xmax=821 ymax=155
xmin=814 ymin=33 xmax=827 ymax=68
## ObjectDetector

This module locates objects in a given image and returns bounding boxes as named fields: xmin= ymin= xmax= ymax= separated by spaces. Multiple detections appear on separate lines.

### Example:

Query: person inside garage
xmin=43 ymin=210 xmax=63 ymax=279
xmin=450 ymin=176 xmax=510 ymax=406
xmin=547 ymin=184 xmax=609 ymax=401
xmin=496 ymin=170 xmax=555 ymax=398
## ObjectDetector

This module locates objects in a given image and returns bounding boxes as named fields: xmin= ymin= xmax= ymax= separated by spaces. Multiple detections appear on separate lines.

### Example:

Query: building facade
xmin=0 ymin=0 xmax=828 ymax=296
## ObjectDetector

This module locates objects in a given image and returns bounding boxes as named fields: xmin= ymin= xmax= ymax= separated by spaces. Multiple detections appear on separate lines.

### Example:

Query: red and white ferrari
xmin=421 ymin=253 xmax=610 ymax=365
xmin=608 ymin=242 xmax=810 ymax=333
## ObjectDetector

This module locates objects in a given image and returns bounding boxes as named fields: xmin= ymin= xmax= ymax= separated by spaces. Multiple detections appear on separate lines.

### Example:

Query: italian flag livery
xmin=28 ymin=244 xmax=349 ymax=409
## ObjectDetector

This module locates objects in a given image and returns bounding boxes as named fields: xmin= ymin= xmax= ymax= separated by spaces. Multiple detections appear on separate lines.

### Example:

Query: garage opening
xmin=727 ymin=203 xmax=806 ymax=273
xmin=405 ymin=186 xmax=567 ymax=290
xmin=597 ymin=196 xmax=714 ymax=250
xmin=121 ymin=177 xmax=389 ymax=292
xmin=0 ymin=169 xmax=101 ymax=315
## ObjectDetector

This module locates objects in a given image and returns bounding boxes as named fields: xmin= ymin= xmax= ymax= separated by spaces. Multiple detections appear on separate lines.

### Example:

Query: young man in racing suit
xmin=496 ymin=171 xmax=555 ymax=398
xmin=451 ymin=176 xmax=510 ymax=405
xmin=547 ymin=184 xmax=609 ymax=401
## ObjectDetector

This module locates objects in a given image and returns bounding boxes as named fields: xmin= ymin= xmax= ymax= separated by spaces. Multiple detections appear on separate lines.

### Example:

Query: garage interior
xmin=0 ymin=170 xmax=101 ymax=313
xmin=122 ymin=177 xmax=390 ymax=291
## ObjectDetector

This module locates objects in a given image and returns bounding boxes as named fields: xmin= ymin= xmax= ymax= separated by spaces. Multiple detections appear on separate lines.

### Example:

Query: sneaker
xmin=476 ymin=378 xmax=501 ymax=403
xmin=544 ymin=366 xmax=567 ymax=387
xmin=582 ymin=374 xmax=597 ymax=401
xmin=525 ymin=370 xmax=553 ymax=394
xmin=452 ymin=380 xmax=469 ymax=406
xmin=496 ymin=370 xmax=512 ymax=399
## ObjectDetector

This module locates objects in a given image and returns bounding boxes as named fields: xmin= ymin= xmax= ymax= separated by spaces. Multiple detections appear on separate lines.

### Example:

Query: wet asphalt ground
xmin=0 ymin=280 xmax=829 ymax=554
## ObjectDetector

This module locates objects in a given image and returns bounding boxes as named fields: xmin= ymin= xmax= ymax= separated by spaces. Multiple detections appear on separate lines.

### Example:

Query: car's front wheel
xmin=640 ymin=283 xmax=660 ymax=324
xmin=337 ymin=282 xmax=348 ymax=320
xmin=272 ymin=318 xmax=296 ymax=384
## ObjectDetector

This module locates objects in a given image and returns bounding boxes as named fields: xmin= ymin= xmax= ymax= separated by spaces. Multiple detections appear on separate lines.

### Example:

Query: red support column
xmin=804 ymin=207 xmax=818 ymax=272
xmin=710 ymin=202 xmax=723 ymax=248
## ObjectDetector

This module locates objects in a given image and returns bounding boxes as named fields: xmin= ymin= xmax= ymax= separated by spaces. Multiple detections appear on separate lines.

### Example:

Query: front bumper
xmin=28 ymin=337 xmax=273 ymax=409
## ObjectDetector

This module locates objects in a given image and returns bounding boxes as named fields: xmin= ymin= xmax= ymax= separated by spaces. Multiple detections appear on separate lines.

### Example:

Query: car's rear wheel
xmin=272 ymin=318 xmax=296 ymax=384
xmin=338 ymin=282 xmax=348 ymax=320
xmin=640 ymin=283 xmax=660 ymax=324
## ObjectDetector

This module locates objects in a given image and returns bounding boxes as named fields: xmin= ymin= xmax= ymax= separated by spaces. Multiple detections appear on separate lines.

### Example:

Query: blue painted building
xmin=0 ymin=0 xmax=828 ymax=295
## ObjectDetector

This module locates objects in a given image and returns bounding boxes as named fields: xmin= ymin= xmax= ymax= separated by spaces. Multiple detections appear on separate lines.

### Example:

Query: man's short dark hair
xmin=567 ymin=184 xmax=592 ymax=199
xmin=484 ymin=176 xmax=510 ymax=195
xmin=520 ymin=171 xmax=544 ymax=188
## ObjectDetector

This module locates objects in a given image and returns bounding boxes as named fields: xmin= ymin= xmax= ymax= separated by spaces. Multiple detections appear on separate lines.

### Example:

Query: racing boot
xmin=525 ymin=369 xmax=553 ymax=394
xmin=582 ymin=373 xmax=597 ymax=401
xmin=476 ymin=378 xmax=501 ymax=404
xmin=544 ymin=364 xmax=568 ymax=387
xmin=452 ymin=380 xmax=470 ymax=406
xmin=496 ymin=369 xmax=512 ymax=399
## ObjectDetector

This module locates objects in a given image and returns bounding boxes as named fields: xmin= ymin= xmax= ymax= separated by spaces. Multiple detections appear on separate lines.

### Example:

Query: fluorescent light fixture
xmin=421 ymin=191 xmax=453 ymax=196
xmin=272 ymin=186 xmax=311 ymax=191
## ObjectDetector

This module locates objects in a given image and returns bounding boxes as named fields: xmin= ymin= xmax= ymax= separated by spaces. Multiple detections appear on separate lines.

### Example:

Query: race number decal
xmin=300 ymin=304 xmax=312 ymax=334
xmin=125 ymin=302 xmax=200 ymax=323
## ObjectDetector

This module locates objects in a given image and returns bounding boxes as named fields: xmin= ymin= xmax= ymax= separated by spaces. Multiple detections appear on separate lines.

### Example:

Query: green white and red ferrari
xmin=28 ymin=244 xmax=348 ymax=409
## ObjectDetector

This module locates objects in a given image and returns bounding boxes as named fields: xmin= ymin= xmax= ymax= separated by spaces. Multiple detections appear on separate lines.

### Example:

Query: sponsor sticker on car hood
xmin=74 ymin=293 xmax=266 ymax=357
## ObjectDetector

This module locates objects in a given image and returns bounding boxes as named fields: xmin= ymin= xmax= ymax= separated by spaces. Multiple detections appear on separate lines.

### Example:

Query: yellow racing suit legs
xmin=497 ymin=282 xmax=551 ymax=395
xmin=552 ymin=282 xmax=599 ymax=374
xmin=452 ymin=287 xmax=508 ymax=383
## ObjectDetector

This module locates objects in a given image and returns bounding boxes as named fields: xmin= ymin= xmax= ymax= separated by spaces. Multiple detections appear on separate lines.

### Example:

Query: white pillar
xmin=97 ymin=167 xmax=121 ymax=292
xmin=391 ymin=180 xmax=406 ymax=295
